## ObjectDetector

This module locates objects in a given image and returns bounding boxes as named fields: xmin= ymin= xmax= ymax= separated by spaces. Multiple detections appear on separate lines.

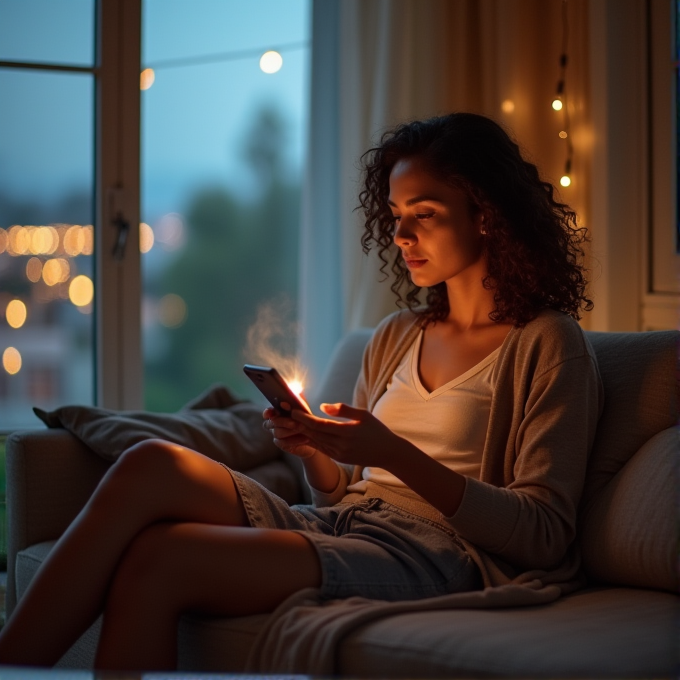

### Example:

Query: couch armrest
xmin=6 ymin=429 xmax=111 ymax=618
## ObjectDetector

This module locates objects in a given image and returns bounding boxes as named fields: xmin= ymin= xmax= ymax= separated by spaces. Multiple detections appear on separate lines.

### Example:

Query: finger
xmin=289 ymin=410 xmax=351 ymax=435
xmin=263 ymin=407 xmax=277 ymax=419
xmin=320 ymin=402 xmax=365 ymax=421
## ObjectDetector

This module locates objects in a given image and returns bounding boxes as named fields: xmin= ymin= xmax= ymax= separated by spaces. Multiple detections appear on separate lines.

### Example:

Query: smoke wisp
xmin=244 ymin=297 xmax=306 ymax=386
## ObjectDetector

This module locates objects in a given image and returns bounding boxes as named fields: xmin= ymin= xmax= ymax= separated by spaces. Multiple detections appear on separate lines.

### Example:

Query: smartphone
xmin=243 ymin=364 xmax=311 ymax=416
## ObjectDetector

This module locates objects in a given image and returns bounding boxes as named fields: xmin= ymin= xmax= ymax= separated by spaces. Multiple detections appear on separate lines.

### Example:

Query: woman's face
xmin=388 ymin=157 xmax=485 ymax=289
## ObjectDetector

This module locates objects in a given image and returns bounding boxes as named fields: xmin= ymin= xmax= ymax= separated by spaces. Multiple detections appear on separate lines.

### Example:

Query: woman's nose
xmin=393 ymin=217 xmax=417 ymax=246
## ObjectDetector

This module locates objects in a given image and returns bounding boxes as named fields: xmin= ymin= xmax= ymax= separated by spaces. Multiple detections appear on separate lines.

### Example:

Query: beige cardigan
xmin=248 ymin=308 xmax=604 ymax=673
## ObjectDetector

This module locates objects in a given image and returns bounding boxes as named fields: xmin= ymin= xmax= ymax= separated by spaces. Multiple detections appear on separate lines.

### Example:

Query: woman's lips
xmin=404 ymin=258 xmax=428 ymax=269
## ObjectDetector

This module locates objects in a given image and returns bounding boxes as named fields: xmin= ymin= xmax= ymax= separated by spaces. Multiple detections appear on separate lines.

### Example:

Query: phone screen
xmin=243 ymin=364 xmax=311 ymax=416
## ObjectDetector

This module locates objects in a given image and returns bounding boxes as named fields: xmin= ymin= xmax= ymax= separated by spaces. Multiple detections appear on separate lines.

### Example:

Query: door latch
xmin=112 ymin=212 xmax=130 ymax=261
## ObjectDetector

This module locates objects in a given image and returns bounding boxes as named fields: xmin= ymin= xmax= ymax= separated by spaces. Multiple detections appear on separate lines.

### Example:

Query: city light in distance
xmin=140 ymin=68 xmax=155 ymax=90
xmin=1 ymin=224 xmax=93 ymax=257
xmin=140 ymin=222 xmax=155 ymax=253
xmin=260 ymin=50 xmax=283 ymax=74
xmin=501 ymin=99 xmax=515 ymax=114
xmin=26 ymin=257 xmax=42 ymax=283
xmin=552 ymin=98 xmax=563 ymax=111
xmin=6 ymin=300 xmax=27 ymax=329
xmin=560 ymin=175 xmax=571 ymax=187
xmin=42 ymin=258 xmax=70 ymax=286
xmin=69 ymin=275 xmax=94 ymax=307
xmin=3 ymin=347 xmax=21 ymax=375
xmin=158 ymin=293 xmax=187 ymax=327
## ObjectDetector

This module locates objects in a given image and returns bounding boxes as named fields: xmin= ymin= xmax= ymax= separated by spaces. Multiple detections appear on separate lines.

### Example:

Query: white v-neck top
xmin=363 ymin=329 xmax=500 ymax=487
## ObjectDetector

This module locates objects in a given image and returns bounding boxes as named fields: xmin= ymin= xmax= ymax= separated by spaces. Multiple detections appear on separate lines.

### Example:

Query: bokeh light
xmin=6 ymin=299 xmax=27 ymax=329
xmin=0 ymin=228 xmax=9 ymax=254
xmin=260 ymin=50 xmax=283 ymax=74
xmin=552 ymin=98 xmax=563 ymax=111
xmin=155 ymin=213 xmax=185 ymax=251
xmin=26 ymin=257 xmax=43 ymax=283
xmin=140 ymin=68 xmax=155 ymax=90
xmin=140 ymin=222 xmax=155 ymax=253
xmin=82 ymin=225 xmax=94 ymax=255
xmin=560 ymin=175 xmax=571 ymax=187
xmin=9 ymin=225 xmax=29 ymax=255
xmin=3 ymin=347 xmax=22 ymax=375
xmin=69 ymin=274 xmax=94 ymax=307
xmin=501 ymin=99 xmax=515 ymax=114
xmin=158 ymin=293 xmax=187 ymax=327
xmin=42 ymin=258 xmax=70 ymax=286
xmin=559 ymin=130 xmax=568 ymax=139
xmin=63 ymin=225 xmax=84 ymax=256
xmin=29 ymin=226 xmax=58 ymax=255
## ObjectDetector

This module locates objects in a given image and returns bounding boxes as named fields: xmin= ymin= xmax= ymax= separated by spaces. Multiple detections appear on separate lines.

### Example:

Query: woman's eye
xmin=415 ymin=212 xmax=434 ymax=220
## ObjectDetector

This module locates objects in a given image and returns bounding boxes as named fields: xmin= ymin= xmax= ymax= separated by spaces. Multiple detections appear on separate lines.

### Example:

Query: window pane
xmin=141 ymin=0 xmax=310 ymax=411
xmin=0 ymin=68 xmax=94 ymax=429
xmin=0 ymin=0 xmax=94 ymax=66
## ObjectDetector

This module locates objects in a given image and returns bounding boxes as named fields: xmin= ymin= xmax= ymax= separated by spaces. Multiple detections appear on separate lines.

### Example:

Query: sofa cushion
xmin=581 ymin=330 xmax=678 ymax=516
xmin=17 ymin=542 xmax=678 ymax=676
xmin=33 ymin=384 xmax=282 ymax=470
xmin=338 ymin=587 xmax=679 ymax=678
xmin=580 ymin=426 xmax=679 ymax=592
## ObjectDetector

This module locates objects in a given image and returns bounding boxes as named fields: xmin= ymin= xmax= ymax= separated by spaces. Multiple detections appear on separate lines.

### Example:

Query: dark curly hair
xmin=358 ymin=112 xmax=593 ymax=326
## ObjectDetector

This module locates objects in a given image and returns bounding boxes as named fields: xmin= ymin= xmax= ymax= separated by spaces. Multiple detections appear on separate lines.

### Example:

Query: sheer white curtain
xmin=300 ymin=0 xmax=590 ymax=388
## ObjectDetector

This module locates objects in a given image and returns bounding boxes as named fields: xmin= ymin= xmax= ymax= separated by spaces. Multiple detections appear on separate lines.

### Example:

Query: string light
xmin=553 ymin=0 xmax=574 ymax=188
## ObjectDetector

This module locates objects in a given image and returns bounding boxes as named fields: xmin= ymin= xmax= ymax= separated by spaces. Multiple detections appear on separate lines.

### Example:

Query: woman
xmin=0 ymin=113 xmax=602 ymax=670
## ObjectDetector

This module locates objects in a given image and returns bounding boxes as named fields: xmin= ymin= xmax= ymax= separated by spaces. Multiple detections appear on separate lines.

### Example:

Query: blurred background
xmin=0 ymin=0 xmax=311 ymax=430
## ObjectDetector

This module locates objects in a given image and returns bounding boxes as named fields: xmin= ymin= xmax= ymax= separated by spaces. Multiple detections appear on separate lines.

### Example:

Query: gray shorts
xmin=229 ymin=469 xmax=482 ymax=602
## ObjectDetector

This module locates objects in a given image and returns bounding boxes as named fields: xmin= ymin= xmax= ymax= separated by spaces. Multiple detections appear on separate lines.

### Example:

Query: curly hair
xmin=358 ymin=113 xmax=593 ymax=326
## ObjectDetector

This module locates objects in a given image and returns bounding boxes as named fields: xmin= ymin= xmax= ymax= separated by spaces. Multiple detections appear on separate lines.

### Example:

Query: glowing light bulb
xmin=501 ymin=99 xmax=515 ymax=114
xmin=260 ymin=50 xmax=283 ymax=74
xmin=552 ymin=98 xmax=563 ymax=111
xmin=560 ymin=175 xmax=571 ymax=187
xmin=140 ymin=68 xmax=155 ymax=90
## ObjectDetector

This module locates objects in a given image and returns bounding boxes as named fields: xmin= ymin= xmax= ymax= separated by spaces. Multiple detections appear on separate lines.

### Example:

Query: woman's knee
xmin=87 ymin=440 xmax=189 ymax=518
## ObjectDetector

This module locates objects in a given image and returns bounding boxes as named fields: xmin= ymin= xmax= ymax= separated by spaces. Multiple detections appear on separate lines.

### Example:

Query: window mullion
xmin=96 ymin=0 xmax=142 ymax=409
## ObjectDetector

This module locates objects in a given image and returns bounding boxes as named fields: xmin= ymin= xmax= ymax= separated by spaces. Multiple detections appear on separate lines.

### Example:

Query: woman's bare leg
xmin=0 ymin=439 xmax=249 ymax=666
xmin=95 ymin=522 xmax=321 ymax=671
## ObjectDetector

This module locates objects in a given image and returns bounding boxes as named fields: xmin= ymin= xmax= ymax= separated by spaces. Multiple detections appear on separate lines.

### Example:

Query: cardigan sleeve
xmin=445 ymin=350 xmax=603 ymax=570
xmin=306 ymin=328 xmax=376 ymax=507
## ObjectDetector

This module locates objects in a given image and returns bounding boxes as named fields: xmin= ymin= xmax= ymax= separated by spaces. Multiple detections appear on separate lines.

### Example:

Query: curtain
xmin=301 ymin=0 xmax=590 ymax=389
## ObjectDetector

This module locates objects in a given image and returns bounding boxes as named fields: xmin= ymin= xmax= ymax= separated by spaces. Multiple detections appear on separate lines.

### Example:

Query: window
xmin=140 ymin=0 xmax=311 ymax=410
xmin=0 ymin=0 xmax=96 ymax=430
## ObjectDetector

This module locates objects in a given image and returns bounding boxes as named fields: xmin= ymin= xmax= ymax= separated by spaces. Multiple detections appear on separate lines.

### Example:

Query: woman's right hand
xmin=262 ymin=407 xmax=320 ymax=459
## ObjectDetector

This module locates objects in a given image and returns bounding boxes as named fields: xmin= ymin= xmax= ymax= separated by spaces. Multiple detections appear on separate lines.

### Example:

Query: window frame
xmin=96 ymin=0 xmax=143 ymax=409
xmin=643 ymin=0 xmax=679 ymax=330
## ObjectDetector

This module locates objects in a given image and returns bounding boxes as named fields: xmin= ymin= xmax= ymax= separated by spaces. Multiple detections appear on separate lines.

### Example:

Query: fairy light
xmin=553 ymin=0 xmax=574 ymax=188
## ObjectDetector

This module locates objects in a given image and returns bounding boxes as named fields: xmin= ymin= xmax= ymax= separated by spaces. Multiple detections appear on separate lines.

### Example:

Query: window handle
xmin=112 ymin=212 xmax=130 ymax=260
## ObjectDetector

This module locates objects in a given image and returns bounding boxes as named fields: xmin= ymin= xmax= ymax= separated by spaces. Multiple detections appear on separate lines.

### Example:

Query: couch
xmin=5 ymin=327 xmax=679 ymax=677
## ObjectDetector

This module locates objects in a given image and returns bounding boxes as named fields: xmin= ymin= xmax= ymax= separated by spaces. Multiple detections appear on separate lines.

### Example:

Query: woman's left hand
xmin=289 ymin=403 xmax=403 ymax=469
